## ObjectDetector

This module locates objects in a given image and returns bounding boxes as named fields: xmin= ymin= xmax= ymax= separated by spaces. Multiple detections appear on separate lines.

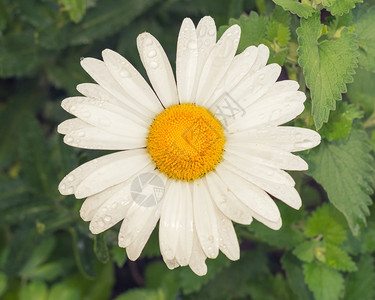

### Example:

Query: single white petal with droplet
xmin=176 ymin=18 xmax=198 ymax=104
xmin=137 ymin=33 xmax=179 ymax=107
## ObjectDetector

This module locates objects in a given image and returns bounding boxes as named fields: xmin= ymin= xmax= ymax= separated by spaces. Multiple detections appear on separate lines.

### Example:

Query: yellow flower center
xmin=147 ymin=103 xmax=225 ymax=181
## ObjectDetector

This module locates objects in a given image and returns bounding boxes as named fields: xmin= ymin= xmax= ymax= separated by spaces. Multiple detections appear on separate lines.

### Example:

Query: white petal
xmin=204 ymin=171 xmax=253 ymax=225
xmin=210 ymin=64 xmax=281 ymax=128
xmin=192 ymin=180 xmax=219 ymax=258
xmin=196 ymin=25 xmax=241 ymax=105
xmin=80 ymin=181 xmax=130 ymax=222
xmin=214 ymin=206 xmax=240 ymax=261
xmin=76 ymin=83 xmax=122 ymax=107
xmin=120 ymin=202 xmax=161 ymax=249
xmin=207 ymin=46 xmax=258 ymax=107
xmin=58 ymin=149 xmax=150 ymax=198
xmin=57 ymin=118 xmax=89 ymax=135
xmin=189 ymin=231 xmax=207 ymax=276
xmin=102 ymin=49 xmax=163 ymax=115
xmin=191 ymin=16 xmax=217 ymax=101
xmin=248 ymin=44 xmax=270 ymax=73
xmin=63 ymin=125 xmax=146 ymax=150
xmin=223 ymin=151 xmax=295 ymax=186
xmin=80 ymin=58 xmax=153 ymax=118
xmin=125 ymin=205 xmax=161 ymax=260
xmin=159 ymin=181 xmax=180 ymax=260
xmin=88 ymin=181 xmax=133 ymax=234
xmin=228 ymin=91 xmax=306 ymax=132
xmin=137 ymin=33 xmax=178 ymax=107
xmin=164 ymin=258 xmax=179 ymax=270
xmin=227 ymin=63 xmax=282 ymax=109
xmin=216 ymin=164 xmax=281 ymax=223
xmin=61 ymin=97 xmax=148 ymax=138
xmin=175 ymin=182 xmax=194 ymax=266
xmin=226 ymin=126 xmax=321 ymax=152
xmin=250 ymin=210 xmax=282 ymax=230
xmin=225 ymin=142 xmax=308 ymax=171
xmin=224 ymin=159 xmax=302 ymax=209
xmin=176 ymin=18 xmax=198 ymax=104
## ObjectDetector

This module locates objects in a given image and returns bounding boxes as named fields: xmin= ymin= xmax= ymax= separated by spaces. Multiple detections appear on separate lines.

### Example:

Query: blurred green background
xmin=1 ymin=0 xmax=375 ymax=299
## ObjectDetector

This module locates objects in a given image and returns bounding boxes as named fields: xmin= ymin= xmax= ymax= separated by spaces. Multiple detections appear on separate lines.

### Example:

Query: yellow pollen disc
xmin=147 ymin=103 xmax=225 ymax=181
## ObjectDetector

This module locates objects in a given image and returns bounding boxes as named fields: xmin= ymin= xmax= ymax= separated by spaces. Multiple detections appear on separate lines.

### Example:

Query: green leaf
xmin=94 ymin=233 xmax=109 ymax=263
xmin=305 ymin=204 xmax=348 ymax=245
xmin=218 ymin=12 xmax=268 ymax=53
xmin=114 ymin=289 xmax=164 ymax=300
xmin=110 ymin=246 xmax=127 ymax=268
xmin=297 ymin=12 xmax=358 ymax=129
xmin=19 ymin=114 xmax=57 ymax=196
xmin=293 ymin=241 xmax=323 ymax=263
xmin=347 ymin=67 xmax=375 ymax=114
xmin=325 ymin=244 xmax=357 ymax=271
xmin=70 ymin=228 xmax=96 ymax=279
xmin=69 ymin=0 xmax=161 ymax=45
xmin=20 ymin=236 xmax=56 ymax=278
xmin=178 ymin=253 xmax=230 ymax=294
xmin=0 ymin=272 xmax=7 ymax=298
xmin=19 ymin=281 xmax=48 ymax=300
xmin=281 ymin=253 xmax=314 ymax=300
xmin=307 ymin=129 xmax=374 ymax=235
xmin=47 ymin=282 xmax=81 ymax=300
xmin=267 ymin=5 xmax=291 ymax=47
xmin=250 ymin=204 xmax=305 ymax=248
xmin=318 ymin=102 xmax=363 ymax=141
xmin=353 ymin=6 xmax=375 ymax=72
xmin=344 ymin=255 xmax=375 ymax=300
xmin=0 ymin=32 xmax=39 ymax=77
xmin=272 ymin=0 xmax=315 ymax=18
xmin=61 ymin=0 xmax=86 ymax=23
xmin=325 ymin=0 xmax=363 ymax=16
xmin=303 ymin=262 xmax=344 ymax=300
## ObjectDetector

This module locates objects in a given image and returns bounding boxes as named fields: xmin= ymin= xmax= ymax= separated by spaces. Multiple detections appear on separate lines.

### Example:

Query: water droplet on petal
xmin=67 ymin=175 xmax=75 ymax=182
xmin=78 ymin=131 xmax=85 ymax=137
xmin=98 ymin=220 xmax=105 ymax=227
xmin=104 ymin=215 xmax=112 ymax=222
xmin=147 ymin=50 xmax=156 ymax=58
xmin=150 ymin=61 xmax=158 ymax=69
xmin=66 ymin=137 xmax=73 ymax=143
xmin=144 ymin=38 xmax=153 ymax=46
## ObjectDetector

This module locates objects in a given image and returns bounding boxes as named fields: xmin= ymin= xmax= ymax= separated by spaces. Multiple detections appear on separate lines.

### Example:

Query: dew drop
xmin=98 ymin=220 xmax=105 ymax=227
xmin=147 ymin=50 xmax=157 ymax=58
xmin=66 ymin=137 xmax=73 ymax=143
xmin=78 ymin=131 xmax=85 ymax=137
xmin=67 ymin=175 xmax=75 ymax=182
xmin=150 ymin=61 xmax=158 ymax=69
xmin=144 ymin=38 xmax=153 ymax=46
xmin=104 ymin=215 xmax=112 ymax=222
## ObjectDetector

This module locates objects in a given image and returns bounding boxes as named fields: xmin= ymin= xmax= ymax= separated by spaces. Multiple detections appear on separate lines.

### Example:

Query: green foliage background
xmin=0 ymin=0 xmax=375 ymax=299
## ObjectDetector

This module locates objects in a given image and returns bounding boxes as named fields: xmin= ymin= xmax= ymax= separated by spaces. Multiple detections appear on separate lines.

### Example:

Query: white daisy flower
xmin=58 ymin=16 xmax=321 ymax=276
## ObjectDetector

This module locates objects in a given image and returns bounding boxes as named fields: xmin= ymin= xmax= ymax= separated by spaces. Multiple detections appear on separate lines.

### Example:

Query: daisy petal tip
xmin=190 ymin=262 xmax=208 ymax=276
